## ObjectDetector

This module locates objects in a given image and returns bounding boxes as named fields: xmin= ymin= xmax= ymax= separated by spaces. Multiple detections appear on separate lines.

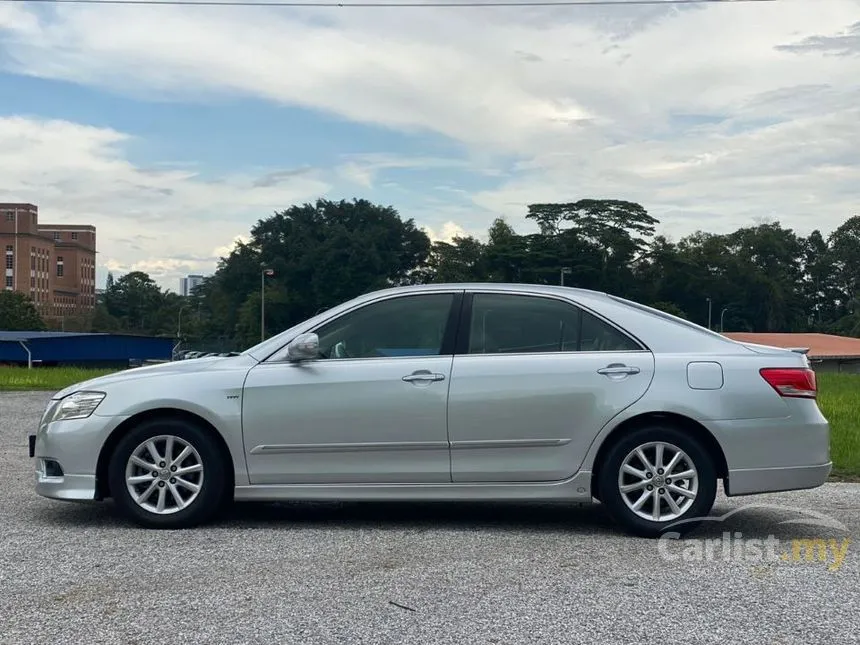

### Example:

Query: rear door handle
xmin=402 ymin=371 xmax=446 ymax=383
xmin=597 ymin=364 xmax=640 ymax=376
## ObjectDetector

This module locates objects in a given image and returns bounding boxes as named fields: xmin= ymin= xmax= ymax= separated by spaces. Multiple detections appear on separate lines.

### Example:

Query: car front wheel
xmin=597 ymin=425 xmax=717 ymax=538
xmin=108 ymin=418 xmax=227 ymax=529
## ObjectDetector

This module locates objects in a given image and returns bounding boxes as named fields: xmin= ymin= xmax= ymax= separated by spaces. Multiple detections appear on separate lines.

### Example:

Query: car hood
xmin=51 ymin=354 xmax=259 ymax=400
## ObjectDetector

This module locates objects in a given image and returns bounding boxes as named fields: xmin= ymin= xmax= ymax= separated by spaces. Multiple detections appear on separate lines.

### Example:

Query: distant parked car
xmin=29 ymin=283 xmax=831 ymax=537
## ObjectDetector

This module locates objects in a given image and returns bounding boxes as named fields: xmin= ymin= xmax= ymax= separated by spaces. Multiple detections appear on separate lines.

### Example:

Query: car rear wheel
xmin=108 ymin=418 xmax=227 ymax=529
xmin=597 ymin=425 xmax=717 ymax=538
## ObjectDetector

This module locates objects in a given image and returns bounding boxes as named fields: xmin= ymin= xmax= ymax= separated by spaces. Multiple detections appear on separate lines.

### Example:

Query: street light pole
xmin=261 ymin=268 xmax=273 ymax=341
xmin=720 ymin=307 xmax=729 ymax=332
xmin=706 ymin=297 xmax=713 ymax=330
xmin=178 ymin=304 xmax=187 ymax=339
xmin=560 ymin=267 xmax=572 ymax=286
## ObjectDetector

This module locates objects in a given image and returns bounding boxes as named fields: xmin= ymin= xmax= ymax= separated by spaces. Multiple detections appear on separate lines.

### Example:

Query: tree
xmin=800 ymin=230 xmax=839 ymax=328
xmin=649 ymin=301 xmax=688 ymax=319
xmin=90 ymin=303 xmax=121 ymax=332
xmin=426 ymin=237 xmax=487 ymax=283
xmin=526 ymin=199 xmax=658 ymax=251
xmin=0 ymin=292 xmax=45 ymax=330
xmin=828 ymin=215 xmax=860 ymax=316
xmin=104 ymin=271 xmax=168 ymax=332
xmin=198 ymin=198 xmax=432 ymax=348
xmin=525 ymin=200 xmax=659 ymax=295
xmin=146 ymin=196 xmax=860 ymax=348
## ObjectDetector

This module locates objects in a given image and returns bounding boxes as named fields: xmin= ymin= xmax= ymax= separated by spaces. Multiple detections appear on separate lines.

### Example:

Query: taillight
xmin=759 ymin=368 xmax=817 ymax=398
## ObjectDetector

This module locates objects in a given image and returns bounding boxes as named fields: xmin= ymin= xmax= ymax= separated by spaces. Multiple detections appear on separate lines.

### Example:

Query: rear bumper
xmin=725 ymin=462 xmax=832 ymax=496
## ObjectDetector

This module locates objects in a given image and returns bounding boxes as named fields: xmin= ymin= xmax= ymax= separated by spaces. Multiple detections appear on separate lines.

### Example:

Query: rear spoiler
xmin=788 ymin=347 xmax=810 ymax=355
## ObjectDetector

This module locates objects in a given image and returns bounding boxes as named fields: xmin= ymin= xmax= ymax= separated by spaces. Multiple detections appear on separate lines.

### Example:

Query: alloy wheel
xmin=617 ymin=441 xmax=699 ymax=522
xmin=124 ymin=434 xmax=205 ymax=515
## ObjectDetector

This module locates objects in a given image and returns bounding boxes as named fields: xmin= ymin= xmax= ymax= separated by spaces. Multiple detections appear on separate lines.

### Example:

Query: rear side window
xmin=467 ymin=293 xmax=640 ymax=355
xmin=580 ymin=310 xmax=641 ymax=352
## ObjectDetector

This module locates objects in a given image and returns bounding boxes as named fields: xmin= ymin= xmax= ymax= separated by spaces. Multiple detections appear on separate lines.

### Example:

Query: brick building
xmin=1 ymin=203 xmax=97 ymax=323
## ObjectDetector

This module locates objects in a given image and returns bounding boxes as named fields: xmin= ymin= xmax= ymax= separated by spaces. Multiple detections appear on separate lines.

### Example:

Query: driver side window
xmin=313 ymin=293 xmax=456 ymax=360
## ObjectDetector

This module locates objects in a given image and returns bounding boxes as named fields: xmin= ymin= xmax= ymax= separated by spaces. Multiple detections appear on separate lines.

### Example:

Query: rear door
xmin=447 ymin=291 xmax=655 ymax=482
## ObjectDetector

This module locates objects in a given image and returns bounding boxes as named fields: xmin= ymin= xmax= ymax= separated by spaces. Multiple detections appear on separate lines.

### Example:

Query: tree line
xmin=2 ymin=198 xmax=859 ymax=349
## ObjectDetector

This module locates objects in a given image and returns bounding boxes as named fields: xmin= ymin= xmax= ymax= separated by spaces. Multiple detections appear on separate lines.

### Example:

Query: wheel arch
xmin=95 ymin=408 xmax=235 ymax=500
xmin=590 ymin=411 xmax=729 ymax=496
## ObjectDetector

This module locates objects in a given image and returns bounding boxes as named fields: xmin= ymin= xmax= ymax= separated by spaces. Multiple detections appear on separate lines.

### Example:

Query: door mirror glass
xmin=286 ymin=333 xmax=320 ymax=361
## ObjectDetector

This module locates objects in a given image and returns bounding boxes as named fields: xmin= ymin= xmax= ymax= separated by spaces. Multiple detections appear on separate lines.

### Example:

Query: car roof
xmin=364 ymin=282 xmax=608 ymax=299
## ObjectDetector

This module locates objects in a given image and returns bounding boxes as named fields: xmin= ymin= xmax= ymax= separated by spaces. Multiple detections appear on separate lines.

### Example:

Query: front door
xmin=242 ymin=291 xmax=461 ymax=485
xmin=447 ymin=292 xmax=655 ymax=482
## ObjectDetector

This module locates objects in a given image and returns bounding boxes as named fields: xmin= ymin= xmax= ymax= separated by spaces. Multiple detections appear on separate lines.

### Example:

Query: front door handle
xmin=597 ymin=364 xmax=640 ymax=376
xmin=402 ymin=370 xmax=446 ymax=383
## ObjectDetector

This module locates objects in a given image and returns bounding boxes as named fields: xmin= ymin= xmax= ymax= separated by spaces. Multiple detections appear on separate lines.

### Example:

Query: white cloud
xmin=0 ymin=116 xmax=330 ymax=289
xmin=336 ymin=153 xmax=476 ymax=188
xmin=1 ymin=0 xmax=860 ymax=279
xmin=422 ymin=221 xmax=470 ymax=244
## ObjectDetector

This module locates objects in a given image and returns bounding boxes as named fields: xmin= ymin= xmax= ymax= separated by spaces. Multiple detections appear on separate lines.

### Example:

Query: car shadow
xmin=216 ymin=499 xmax=619 ymax=533
xmin=29 ymin=498 xmax=849 ymax=541
xmin=31 ymin=499 xmax=621 ymax=535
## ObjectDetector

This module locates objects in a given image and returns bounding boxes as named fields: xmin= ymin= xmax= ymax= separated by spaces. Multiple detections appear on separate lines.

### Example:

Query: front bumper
xmin=29 ymin=409 xmax=128 ymax=503
xmin=34 ymin=470 xmax=98 ymax=501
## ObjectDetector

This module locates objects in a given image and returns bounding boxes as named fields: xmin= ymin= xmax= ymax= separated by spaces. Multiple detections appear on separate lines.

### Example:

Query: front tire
xmin=108 ymin=418 xmax=227 ymax=529
xmin=597 ymin=425 xmax=717 ymax=538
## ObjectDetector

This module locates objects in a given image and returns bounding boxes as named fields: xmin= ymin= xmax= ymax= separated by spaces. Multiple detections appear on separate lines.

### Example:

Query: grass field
xmin=0 ymin=366 xmax=118 ymax=392
xmin=816 ymin=373 xmax=860 ymax=480
xmin=1 ymin=365 xmax=857 ymax=479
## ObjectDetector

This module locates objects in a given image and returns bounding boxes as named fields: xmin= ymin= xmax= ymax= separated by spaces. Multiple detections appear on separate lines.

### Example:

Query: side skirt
xmin=233 ymin=471 xmax=593 ymax=502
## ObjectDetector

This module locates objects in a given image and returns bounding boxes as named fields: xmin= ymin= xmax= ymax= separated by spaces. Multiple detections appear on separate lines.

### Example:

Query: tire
xmin=597 ymin=424 xmax=717 ymax=538
xmin=108 ymin=417 xmax=228 ymax=529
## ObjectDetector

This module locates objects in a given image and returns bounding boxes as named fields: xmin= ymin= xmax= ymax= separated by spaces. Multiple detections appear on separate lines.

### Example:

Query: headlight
xmin=49 ymin=391 xmax=106 ymax=422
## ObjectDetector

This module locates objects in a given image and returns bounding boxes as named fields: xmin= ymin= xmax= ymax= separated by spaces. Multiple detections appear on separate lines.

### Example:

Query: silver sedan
xmin=29 ymin=283 xmax=831 ymax=537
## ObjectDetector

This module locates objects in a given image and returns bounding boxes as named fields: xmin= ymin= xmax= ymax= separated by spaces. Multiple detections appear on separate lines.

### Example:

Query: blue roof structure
xmin=0 ymin=331 xmax=107 ymax=342
xmin=0 ymin=331 xmax=174 ymax=365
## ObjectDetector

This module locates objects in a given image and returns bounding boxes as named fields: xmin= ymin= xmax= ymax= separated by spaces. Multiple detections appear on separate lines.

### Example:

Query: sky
xmin=1 ymin=0 xmax=859 ymax=292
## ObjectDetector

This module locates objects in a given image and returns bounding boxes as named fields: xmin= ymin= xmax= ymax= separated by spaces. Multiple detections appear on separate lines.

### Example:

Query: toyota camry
xmin=29 ymin=283 xmax=831 ymax=537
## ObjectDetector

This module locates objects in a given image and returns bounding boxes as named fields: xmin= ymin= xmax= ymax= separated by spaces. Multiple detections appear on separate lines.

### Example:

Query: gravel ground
xmin=1 ymin=390 xmax=858 ymax=644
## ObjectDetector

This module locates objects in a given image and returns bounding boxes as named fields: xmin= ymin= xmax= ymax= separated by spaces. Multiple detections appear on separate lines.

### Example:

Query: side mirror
xmin=286 ymin=333 xmax=319 ymax=362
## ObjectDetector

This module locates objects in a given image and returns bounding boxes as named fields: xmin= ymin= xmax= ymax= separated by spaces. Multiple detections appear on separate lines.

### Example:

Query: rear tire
xmin=108 ymin=418 xmax=228 ymax=529
xmin=597 ymin=424 xmax=717 ymax=538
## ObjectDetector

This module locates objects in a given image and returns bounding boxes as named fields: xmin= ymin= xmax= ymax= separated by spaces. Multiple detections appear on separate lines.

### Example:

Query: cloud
xmin=252 ymin=167 xmax=315 ymax=188
xmin=1 ymin=0 xmax=860 ymax=285
xmin=777 ymin=21 xmax=860 ymax=57
xmin=336 ymin=153 xmax=476 ymax=188
xmin=211 ymin=234 xmax=252 ymax=260
xmin=422 ymin=221 xmax=470 ymax=243
xmin=0 ymin=3 xmax=596 ymax=151
xmin=0 ymin=116 xmax=330 ymax=289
